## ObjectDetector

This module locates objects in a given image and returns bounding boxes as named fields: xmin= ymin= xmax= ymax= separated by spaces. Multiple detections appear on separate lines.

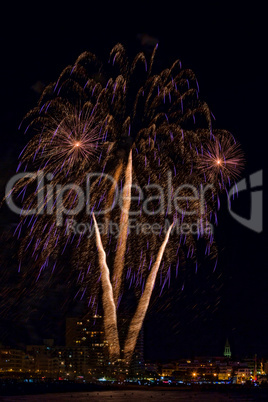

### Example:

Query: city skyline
xmin=1 ymin=316 xmax=267 ymax=386
xmin=0 ymin=312 xmax=267 ymax=380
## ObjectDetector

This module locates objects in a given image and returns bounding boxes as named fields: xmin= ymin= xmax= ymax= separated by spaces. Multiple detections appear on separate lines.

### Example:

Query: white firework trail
xmin=92 ymin=213 xmax=120 ymax=360
xmin=123 ymin=222 xmax=174 ymax=361
xmin=112 ymin=150 xmax=132 ymax=306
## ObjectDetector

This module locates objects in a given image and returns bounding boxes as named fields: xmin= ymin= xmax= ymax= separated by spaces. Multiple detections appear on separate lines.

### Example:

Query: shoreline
xmin=0 ymin=381 xmax=268 ymax=397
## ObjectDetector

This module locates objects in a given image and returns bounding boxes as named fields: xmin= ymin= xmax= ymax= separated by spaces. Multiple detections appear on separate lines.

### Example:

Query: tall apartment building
xmin=65 ymin=314 xmax=108 ymax=374
xmin=130 ymin=327 xmax=145 ymax=375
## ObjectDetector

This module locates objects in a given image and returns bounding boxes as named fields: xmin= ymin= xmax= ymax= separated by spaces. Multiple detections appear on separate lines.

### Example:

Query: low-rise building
xmin=233 ymin=367 xmax=251 ymax=383
xmin=0 ymin=347 xmax=25 ymax=374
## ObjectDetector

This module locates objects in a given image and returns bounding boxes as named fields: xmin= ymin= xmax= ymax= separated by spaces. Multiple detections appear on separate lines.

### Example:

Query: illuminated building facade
xmin=130 ymin=327 xmax=145 ymax=375
xmin=0 ymin=347 xmax=25 ymax=374
xmin=224 ymin=339 xmax=231 ymax=358
xmin=65 ymin=315 xmax=108 ymax=374
xmin=26 ymin=342 xmax=60 ymax=376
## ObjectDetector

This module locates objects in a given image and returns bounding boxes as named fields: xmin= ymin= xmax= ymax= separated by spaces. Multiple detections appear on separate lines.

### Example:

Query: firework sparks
xmin=198 ymin=134 xmax=244 ymax=186
xmin=103 ymin=162 xmax=123 ymax=245
xmin=21 ymin=105 xmax=104 ymax=177
xmin=92 ymin=213 xmax=120 ymax=360
xmin=112 ymin=150 xmax=132 ymax=306
xmin=124 ymin=222 xmax=174 ymax=361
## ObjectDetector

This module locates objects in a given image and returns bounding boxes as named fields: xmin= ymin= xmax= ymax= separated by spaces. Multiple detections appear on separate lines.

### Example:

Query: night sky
xmin=0 ymin=3 xmax=267 ymax=361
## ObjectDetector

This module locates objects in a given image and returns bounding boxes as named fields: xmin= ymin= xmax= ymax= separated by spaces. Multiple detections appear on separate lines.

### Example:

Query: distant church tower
xmin=224 ymin=339 xmax=231 ymax=358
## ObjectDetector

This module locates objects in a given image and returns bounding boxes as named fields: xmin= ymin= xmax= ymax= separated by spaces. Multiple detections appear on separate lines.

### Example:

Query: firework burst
xmin=19 ymin=103 xmax=105 ymax=176
xmin=198 ymin=132 xmax=244 ymax=187
xmin=8 ymin=43 xmax=244 ymax=364
xmin=42 ymin=108 xmax=102 ymax=173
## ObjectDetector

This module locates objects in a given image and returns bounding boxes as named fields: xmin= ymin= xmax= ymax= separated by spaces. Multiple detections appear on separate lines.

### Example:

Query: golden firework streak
xmin=112 ymin=150 xmax=132 ymax=306
xmin=92 ymin=213 xmax=120 ymax=360
xmin=124 ymin=222 xmax=174 ymax=361
xmin=103 ymin=162 xmax=123 ymax=247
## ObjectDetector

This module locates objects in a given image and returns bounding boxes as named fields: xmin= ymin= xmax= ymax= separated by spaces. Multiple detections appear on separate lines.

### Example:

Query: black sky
xmin=0 ymin=3 xmax=267 ymax=360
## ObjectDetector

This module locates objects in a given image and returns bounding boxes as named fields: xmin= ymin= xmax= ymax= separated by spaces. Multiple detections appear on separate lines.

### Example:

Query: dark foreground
xmin=1 ymin=384 xmax=268 ymax=401
xmin=1 ymin=388 xmax=268 ymax=401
